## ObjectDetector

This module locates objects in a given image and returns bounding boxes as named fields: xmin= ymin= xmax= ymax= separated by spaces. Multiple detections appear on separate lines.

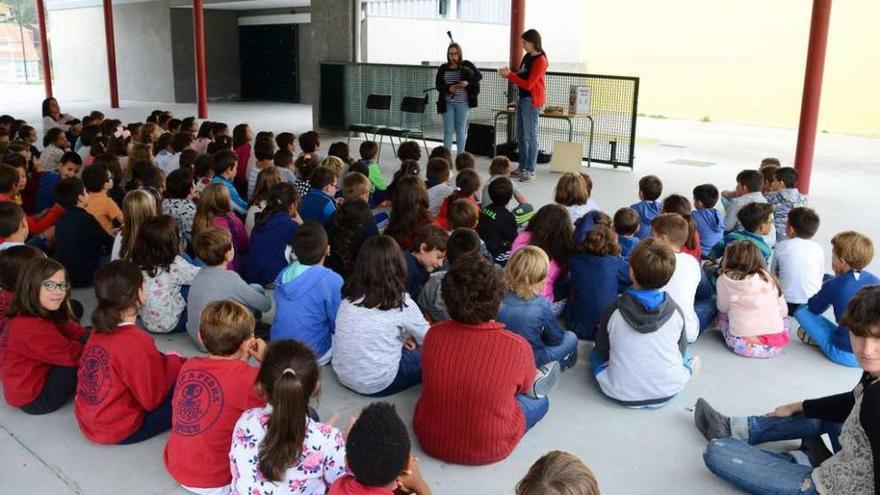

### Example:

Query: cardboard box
xmin=569 ymin=85 xmax=591 ymax=115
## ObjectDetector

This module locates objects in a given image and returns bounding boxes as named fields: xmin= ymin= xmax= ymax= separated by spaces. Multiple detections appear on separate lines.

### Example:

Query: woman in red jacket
xmin=1 ymin=257 xmax=87 ymax=414
xmin=500 ymin=29 xmax=548 ymax=183
xmin=75 ymin=260 xmax=185 ymax=445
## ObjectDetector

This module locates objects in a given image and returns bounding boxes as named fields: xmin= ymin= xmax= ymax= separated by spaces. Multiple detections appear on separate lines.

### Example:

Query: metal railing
xmin=320 ymin=62 xmax=639 ymax=168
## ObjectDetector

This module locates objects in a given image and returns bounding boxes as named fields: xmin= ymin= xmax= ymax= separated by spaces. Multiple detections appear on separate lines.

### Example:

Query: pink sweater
xmin=511 ymin=232 xmax=562 ymax=301
xmin=716 ymin=271 xmax=787 ymax=338
xmin=212 ymin=213 xmax=249 ymax=273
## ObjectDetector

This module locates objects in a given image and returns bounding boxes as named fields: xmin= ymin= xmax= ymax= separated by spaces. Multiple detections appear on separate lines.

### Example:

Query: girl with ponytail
xmin=74 ymin=260 xmax=185 ymax=445
xmin=230 ymin=340 xmax=346 ymax=494
xmin=244 ymin=182 xmax=302 ymax=286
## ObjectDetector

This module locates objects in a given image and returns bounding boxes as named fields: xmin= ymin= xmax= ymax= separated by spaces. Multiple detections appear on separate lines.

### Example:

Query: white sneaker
xmin=530 ymin=361 xmax=561 ymax=398
xmin=688 ymin=356 xmax=702 ymax=378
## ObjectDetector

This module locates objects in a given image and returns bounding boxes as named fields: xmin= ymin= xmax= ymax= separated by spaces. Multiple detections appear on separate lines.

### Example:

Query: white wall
xmin=48 ymin=7 xmax=109 ymax=101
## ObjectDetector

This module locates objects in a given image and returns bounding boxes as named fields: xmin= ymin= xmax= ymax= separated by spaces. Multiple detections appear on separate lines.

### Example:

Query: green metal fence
xmin=320 ymin=62 xmax=639 ymax=168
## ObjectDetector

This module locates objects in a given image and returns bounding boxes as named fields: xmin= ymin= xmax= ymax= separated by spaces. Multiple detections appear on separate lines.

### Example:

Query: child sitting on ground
xmin=652 ymin=213 xmax=706 ymax=341
xmin=329 ymin=402 xmax=432 ymax=495
xmin=480 ymin=156 xmax=528 ymax=208
xmin=0 ymin=164 xmax=63 ymax=241
xmin=298 ymin=130 xmax=323 ymax=161
xmin=454 ymin=150 xmax=475 ymax=172
xmin=722 ymin=169 xmax=776 ymax=245
xmin=245 ymin=166 xmax=282 ymax=235
xmin=692 ymin=184 xmax=725 ymax=258
xmin=771 ymin=207 xmax=824 ymax=315
xmin=247 ymin=138 xmax=276 ymax=199
xmin=75 ymin=261 xmax=184 ymax=444
xmin=273 ymin=148 xmax=297 ymax=183
xmin=82 ymin=164 xmax=123 ymax=235
xmin=230 ymin=340 xmax=346 ymax=494
xmin=555 ymin=173 xmax=592 ymax=224
xmin=661 ymin=194 xmax=702 ymax=261
xmin=0 ymin=245 xmax=43 ymax=333
xmin=417 ymin=228 xmax=482 ymax=322
xmin=516 ymin=451 xmax=600 ymax=495
xmin=132 ymin=215 xmax=200 ymax=334
xmin=512 ymin=204 xmax=573 ymax=309
xmin=271 ymin=222 xmax=343 ymax=366
xmin=708 ymin=202 xmax=774 ymax=263
xmin=41 ymin=128 xmax=70 ymax=171
xmin=209 ymin=150 xmax=248 ymax=215
xmin=194 ymin=184 xmax=249 ymax=273
xmin=186 ymin=227 xmax=271 ymax=350
xmin=498 ymin=246 xmax=579 ymax=369
xmin=293 ymin=153 xmax=320 ymax=199
xmin=300 ymin=166 xmax=338 ymax=224
xmin=631 ymin=175 xmax=662 ymax=240
xmin=36 ymin=151 xmax=80 ymax=212
xmin=795 ymin=231 xmax=879 ymax=367
xmin=426 ymin=157 xmax=454 ymax=217
xmin=325 ymin=172 xmax=380 ymax=277
xmin=53 ymin=177 xmax=114 ymax=287
xmin=164 ymin=300 xmax=267 ymax=494
xmin=162 ymin=168 xmax=197 ymax=249
xmin=567 ymin=215 xmax=631 ymax=340
xmin=435 ymin=169 xmax=480 ymax=230
xmin=0 ymin=201 xmax=27 ymax=249
xmin=613 ymin=207 xmax=640 ymax=259
xmin=1 ymin=257 xmax=86 ymax=414
xmin=385 ymin=174 xmax=433 ymax=252
xmin=765 ymin=167 xmax=807 ymax=242
xmin=404 ymin=224 xmax=448 ymax=300
xmin=414 ymin=253 xmax=558 ymax=465
xmin=716 ymin=241 xmax=790 ymax=358
xmin=358 ymin=140 xmax=388 ymax=200
xmin=245 ymin=182 xmax=301 ymax=287
xmin=333 ymin=235 xmax=430 ymax=397
xmin=478 ymin=177 xmax=519 ymax=266
xmin=112 ymin=189 xmax=156 ymax=261
xmin=591 ymin=238 xmax=699 ymax=408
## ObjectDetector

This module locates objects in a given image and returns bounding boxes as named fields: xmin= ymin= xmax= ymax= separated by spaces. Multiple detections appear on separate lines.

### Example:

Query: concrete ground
xmin=1 ymin=96 xmax=876 ymax=494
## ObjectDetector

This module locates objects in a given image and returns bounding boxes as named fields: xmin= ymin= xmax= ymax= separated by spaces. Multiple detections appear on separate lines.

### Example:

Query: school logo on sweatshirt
xmin=173 ymin=369 xmax=224 ymax=436
xmin=79 ymin=346 xmax=111 ymax=405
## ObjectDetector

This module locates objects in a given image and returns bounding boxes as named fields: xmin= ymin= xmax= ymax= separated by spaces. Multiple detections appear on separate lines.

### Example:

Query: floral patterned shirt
xmin=163 ymin=198 xmax=197 ymax=248
xmin=139 ymin=256 xmax=201 ymax=333
xmin=230 ymin=406 xmax=347 ymax=495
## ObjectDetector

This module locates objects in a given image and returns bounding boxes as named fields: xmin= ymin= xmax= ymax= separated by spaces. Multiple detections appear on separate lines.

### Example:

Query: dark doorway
xmin=239 ymin=24 xmax=299 ymax=102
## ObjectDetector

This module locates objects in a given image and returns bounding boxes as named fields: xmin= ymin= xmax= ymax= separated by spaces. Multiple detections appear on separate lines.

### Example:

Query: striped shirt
xmin=443 ymin=69 xmax=468 ymax=104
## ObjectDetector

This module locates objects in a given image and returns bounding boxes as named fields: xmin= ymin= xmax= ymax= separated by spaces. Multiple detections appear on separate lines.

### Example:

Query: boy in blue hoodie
xmin=692 ymin=184 xmax=725 ymax=257
xmin=300 ymin=166 xmax=338 ymax=224
xmin=270 ymin=222 xmax=343 ymax=365
xmin=631 ymin=175 xmax=662 ymax=240
xmin=613 ymin=207 xmax=640 ymax=259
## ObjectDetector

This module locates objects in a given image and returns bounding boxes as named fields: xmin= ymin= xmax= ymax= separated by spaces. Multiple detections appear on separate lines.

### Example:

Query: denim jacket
xmin=497 ymin=292 xmax=565 ymax=365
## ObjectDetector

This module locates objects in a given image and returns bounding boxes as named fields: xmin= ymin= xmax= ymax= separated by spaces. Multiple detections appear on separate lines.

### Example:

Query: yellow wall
xmin=580 ymin=0 xmax=880 ymax=136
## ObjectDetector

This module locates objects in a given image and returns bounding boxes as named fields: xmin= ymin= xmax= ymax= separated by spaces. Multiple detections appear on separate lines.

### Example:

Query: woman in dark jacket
xmin=435 ymin=43 xmax=482 ymax=155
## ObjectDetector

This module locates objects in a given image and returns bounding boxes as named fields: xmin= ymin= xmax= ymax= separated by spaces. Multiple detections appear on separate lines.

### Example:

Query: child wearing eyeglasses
xmin=0 ymin=257 xmax=88 ymax=414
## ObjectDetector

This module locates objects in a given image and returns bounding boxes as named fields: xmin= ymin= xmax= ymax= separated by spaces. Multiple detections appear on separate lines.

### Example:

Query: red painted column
xmin=193 ymin=0 xmax=208 ymax=119
xmin=34 ymin=0 xmax=52 ymax=98
xmin=793 ymin=0 xmax=832 ymax=195
xmin=508 ymin=0 xmax=525 ymax=70
xmin=102 ymin=0 xmax=119 ymax=108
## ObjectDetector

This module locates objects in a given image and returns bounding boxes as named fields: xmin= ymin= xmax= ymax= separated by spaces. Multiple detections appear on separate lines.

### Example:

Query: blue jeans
xmin=695 ymin=297 xmax=718 ymax=334
xmin=732 ymin=414 xmax=842 ymax=452
xmin=794 ymin=307 xmax=859 ymax=367
xmin=704 ymin=438 xmax=817 ymax=494
xmin=118 ymin=385 xmax=175 ymax=445
xmin=368 ymin=348 xmax=422 ymax=397
xmin=516 ymin=394 xmax=549 ymax=432
xmin=540 ymin=330 xmax=578 ymax=370
xmin=442 ymin=101 xmax=470 ymax=154
xmin=516 ymin=97 xmax=540 ymax=173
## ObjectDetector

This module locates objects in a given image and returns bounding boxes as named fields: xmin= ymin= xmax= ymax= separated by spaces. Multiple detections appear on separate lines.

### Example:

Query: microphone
xmin=447 ymin=31 xmax=454 ymax=43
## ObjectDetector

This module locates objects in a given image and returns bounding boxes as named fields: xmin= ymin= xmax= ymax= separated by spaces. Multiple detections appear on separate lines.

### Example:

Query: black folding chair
xmin=377 ymin=95 xmax=429 ymax=157
xmin=347 ymin=94 xmax=392 ymax=157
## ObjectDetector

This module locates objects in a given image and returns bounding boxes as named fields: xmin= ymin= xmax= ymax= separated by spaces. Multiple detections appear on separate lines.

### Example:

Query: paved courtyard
xmin=1 ymin=96 xmax=876 ymax=494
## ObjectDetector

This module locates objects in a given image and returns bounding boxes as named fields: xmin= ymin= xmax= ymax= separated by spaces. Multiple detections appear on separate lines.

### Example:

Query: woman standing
xmin=41 ymin=98 xmax=75 ymax=134
xmin=501 ymin=29 xmax=548 ymax=183
xmin=435 ymin=43 xmax=482 ymax=156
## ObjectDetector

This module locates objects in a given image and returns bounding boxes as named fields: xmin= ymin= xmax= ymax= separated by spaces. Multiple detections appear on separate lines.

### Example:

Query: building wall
xmin=47 ymin=1 xmax=174 ymax=102
xmin=170 ymin=8 xmax=240 ymax=102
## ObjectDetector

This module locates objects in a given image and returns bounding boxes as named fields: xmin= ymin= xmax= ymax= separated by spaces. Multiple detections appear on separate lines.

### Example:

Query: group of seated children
xmin=0 ymin=104 xmax=876 ymax=494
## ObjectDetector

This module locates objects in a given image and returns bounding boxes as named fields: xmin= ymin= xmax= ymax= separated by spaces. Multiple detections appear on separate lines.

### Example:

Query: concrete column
xmin=305 ymin=0 xmax=355 ymax=128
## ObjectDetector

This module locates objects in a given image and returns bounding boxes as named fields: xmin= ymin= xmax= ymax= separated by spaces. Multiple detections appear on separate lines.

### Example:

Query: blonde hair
xmin=198 ymin=299 xmax=256 ymax=356
xmin=505 ymin=246 xmax=550 ymax=299
xmin=320 ymin=156 xmax=345 ymax=177
xmin=193 ymin=183 xmax=232 ymax=235
xmin=517 ymin=451 xmax=600 ymax=495
xmin=127 ymin=143 xmax=152 ymax=175
xmin=832 ymin=231 xmax=874 ymax=270
xmin=554 ymin=173 xmax=588 ymax=207
xmin=119 ymin=189 xmax=158 ymax=260
xmin=342 ymin=171 xmax=370 ymax=201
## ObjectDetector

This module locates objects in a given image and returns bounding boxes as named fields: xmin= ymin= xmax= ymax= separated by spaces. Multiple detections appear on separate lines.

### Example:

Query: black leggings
xmin=20 ymin=366 xmax=78 ymax=415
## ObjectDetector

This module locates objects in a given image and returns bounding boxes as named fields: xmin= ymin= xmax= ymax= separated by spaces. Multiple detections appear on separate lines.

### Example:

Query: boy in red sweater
xmin=1 ymin=256 xmax=86 ymax=414
xmin=413 ymin=253 xmax=557 ymax=465
xmin=75 ymin=261 xmax=184 ymax=444
xmin=164 ymin=300 xmax=267 ymax=494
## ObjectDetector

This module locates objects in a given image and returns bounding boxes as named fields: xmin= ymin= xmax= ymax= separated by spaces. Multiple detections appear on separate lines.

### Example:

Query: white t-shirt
xmin=427 ymin=183 xmax=454 ymax=218
xmin=663 ymin=252 xmax=701 ymax=342
xmin=771 ymin=237 xmax=825 ymax=305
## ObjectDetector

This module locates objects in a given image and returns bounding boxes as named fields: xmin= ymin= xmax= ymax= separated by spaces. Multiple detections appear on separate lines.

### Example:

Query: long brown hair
xmin=662 ymin=195 xmax=698 ymax=251
xmin=232 ymin=123 xmax=250 ymax=149
xmin=193 ymin=183 xmax=232 ymax=235
xmin=526 ymin=204 xmax=573 ymax=263
xmin=131 ymin=215 xmax=181 ymax=278
xmin=119 ymin=189 xmax=158 ymax=260
xmin=721 ymin=240 xmax=782 ymax=296
xmin=256 ymin=340 xmax=319 ymax=482
xmin=91 ymin=260 xmax=144 ymax=333
xmin=447 ymin=42 xmax=463 ymax=66
xmin=7 ymin=258 xmax=72 ymax=322
xmin=342 ymin=235 xmax=407 ymax=310
xmin=521 ymin=29 xmax=544 ymax=54
xmin=385 ymin=174 xmax=431 ymax=249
